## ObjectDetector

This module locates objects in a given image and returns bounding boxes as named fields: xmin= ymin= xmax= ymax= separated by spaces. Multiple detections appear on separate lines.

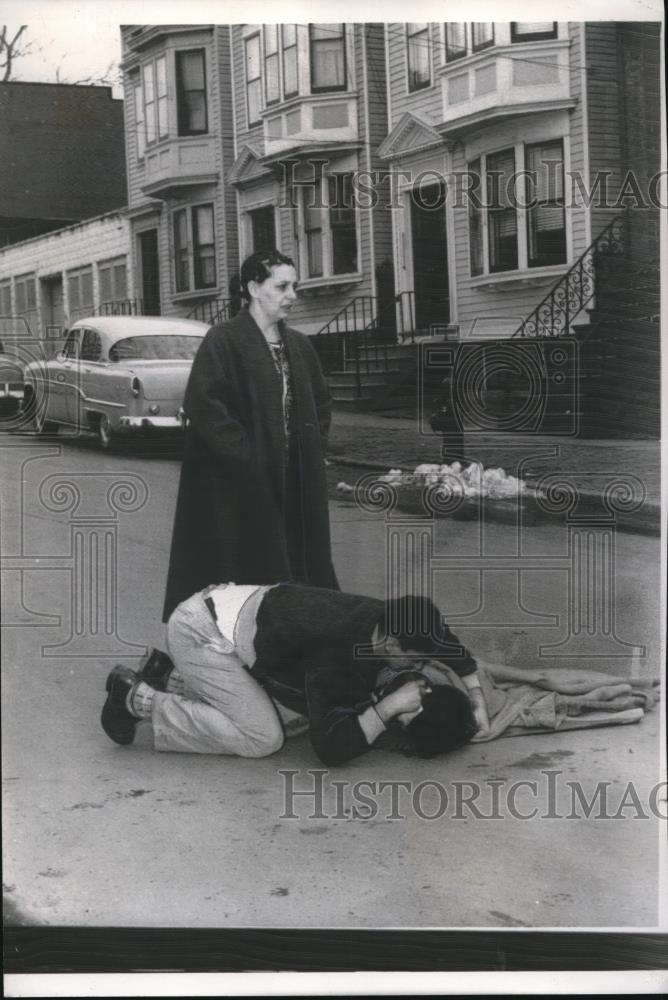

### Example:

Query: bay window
xmin=245 ymin=34 xmax=262 ymax=126
xmin=468 ymin=141 xmax=567 ymax=276
xmin=176 ymin=49 xmax=208 ymax=135
xmin=301 ymin=171 xmax=358 ymax=279
xmin=407 ymin=23 xmax=430 ymax=91
xmin=445 ymin=23 xmax=467 ymax=62
xmin=309 ymin=24 xmax=346 ymax=93
xmin=173 ymin=204 xmax=217 ymax=293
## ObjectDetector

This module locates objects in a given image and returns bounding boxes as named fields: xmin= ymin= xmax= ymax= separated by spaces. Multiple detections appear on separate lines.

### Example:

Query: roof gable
xmin=378 ymin=113 xmax=445 ymax=160
xmin=228 ymin=144 xmax=272 ymax=186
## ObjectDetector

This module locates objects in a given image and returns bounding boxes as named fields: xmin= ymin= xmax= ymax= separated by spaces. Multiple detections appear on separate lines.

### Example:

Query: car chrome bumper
xmin=118 ymin=415 xmax=184 ymax=432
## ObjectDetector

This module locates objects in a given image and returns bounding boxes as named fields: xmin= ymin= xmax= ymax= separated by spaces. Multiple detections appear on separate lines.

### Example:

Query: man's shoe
xmin=138 ymin=648 xmax=175 ymax=692
xmin=101 ymin=665 xmax=140 ymax=745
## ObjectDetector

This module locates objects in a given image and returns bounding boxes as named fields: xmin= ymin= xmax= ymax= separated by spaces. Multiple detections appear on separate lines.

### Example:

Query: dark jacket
xmin=251 ymin=583 xmax=477 ymax=766
xmin=163 ymin=310 xmax=338 ymax=621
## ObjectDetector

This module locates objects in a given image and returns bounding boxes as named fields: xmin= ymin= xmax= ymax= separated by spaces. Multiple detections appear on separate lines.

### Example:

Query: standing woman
xmin=163 ymin=250 xmax=338 ymax=621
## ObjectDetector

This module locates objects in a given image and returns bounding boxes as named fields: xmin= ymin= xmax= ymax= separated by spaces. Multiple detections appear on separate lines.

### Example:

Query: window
xmin=172 ymin=204 xmax=217 ymax=293
xmin=80 ymin=328 xmax=103 ymax=363
xmin=67 ymin=268 xmax=94 ymax=315
xmin=135 ymin=78 xmax=146 ymax=158
xmin=245 ymin=34 xmax=262 ymax=126
xmin=309 ymin=24 xmax=346 ymax=93
xmin=15 ymin=274 xmax=36 ymax=315
xmin=248 ymin=206 xmax=277 ymax=253
xmin=0 ymin=280 xmax=11 ymax=315
xmin=98 ymin=257 xmax=128 ymax=304
xmin=300 ymin=170 xmax=358 ymax=279
xmin=445 ymin=23 xmax=467 ymax=61
xmin=469 ymin=159 xmax=483 ymax=276
xmin=264 ymin=26 xmax=280 ymax=105
xmin=328 ymin=174 xmax=357 ymax=275
xmin=406 ymin=23 xmax=430 ymax=91
xmin=526 ymin=140 xmax=566 ymax=267
xmin=304 ymin=177 xmax=324 ymax=277
xmin=176 ymin=49 xmax=208 ymax=135
xmin=282 ymin=24 xmax=298 ymax=98
xmin=471 ymin=23 xmax=494 ymax=51
xmin=511 ymin=22 xmax=557 ymax=42
xmin=487 ymin=149 xmax=518 ymax=272
xmin=143 ymin=55 xmax=168 ymax=145
xmin=62 ymin=329 xmax=81 ymax=359
xmin=468 ymin=142 xmax=567 ymax=276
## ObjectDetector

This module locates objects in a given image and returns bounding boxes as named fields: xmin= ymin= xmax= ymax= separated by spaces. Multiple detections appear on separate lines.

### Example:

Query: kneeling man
xmin=101 ymin=583 xmax=489 ymax=765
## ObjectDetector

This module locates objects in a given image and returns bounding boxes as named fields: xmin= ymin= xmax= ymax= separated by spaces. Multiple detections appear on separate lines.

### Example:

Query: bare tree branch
xmin=1 ymin=24 xmax=28 ymax=81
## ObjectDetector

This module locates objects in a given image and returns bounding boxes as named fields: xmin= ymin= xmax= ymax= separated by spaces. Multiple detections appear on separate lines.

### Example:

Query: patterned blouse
xmin=267 ymin=340 xmax=293 ymax=442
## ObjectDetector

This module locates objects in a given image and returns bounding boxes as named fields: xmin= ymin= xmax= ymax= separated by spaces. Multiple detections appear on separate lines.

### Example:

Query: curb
xmin=329 ymin=456 xmax=660 ymax=537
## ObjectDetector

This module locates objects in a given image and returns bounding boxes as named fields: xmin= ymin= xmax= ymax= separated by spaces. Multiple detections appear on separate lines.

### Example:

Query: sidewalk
xmin=327 ymin=410 xmax=662 ymax=535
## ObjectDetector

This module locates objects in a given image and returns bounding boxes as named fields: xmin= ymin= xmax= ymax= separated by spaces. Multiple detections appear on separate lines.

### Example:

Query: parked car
xmin=0 ymin=339 xmax=26 ymax=418
xmin=22 ymin=316 xmax=209 ymax=449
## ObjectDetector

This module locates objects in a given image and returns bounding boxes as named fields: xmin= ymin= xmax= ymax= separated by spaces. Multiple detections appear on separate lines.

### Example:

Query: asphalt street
xmin=1 ymin=431 xmax=664 ymax=929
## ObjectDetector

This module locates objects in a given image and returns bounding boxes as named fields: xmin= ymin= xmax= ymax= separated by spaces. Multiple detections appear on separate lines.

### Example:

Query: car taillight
xmin=130 ymin=376 xmax=141 ymax=397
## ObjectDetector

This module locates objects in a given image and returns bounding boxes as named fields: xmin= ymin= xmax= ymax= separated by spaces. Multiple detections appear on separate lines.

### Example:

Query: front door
xmin=249 ymin=206 xmax=276 ymax=253
xmin=410 ymin=183 xmax=449 ymax=333
xmin=138 ymin=229 xmax=161 ymax=315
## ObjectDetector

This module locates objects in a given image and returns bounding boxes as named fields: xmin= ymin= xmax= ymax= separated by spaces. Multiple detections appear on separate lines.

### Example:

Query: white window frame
xmin=98 ymin=256 xmax=128 ymax=305
xmin=406 ymin=23 xmax=431 ymax=93
xmin=142 ymin=53 xmax=169 ymax=147
xmin=297 ymin=170 xmax=360 ymax=281
xmin=467 ymin=139 xmax=568 ymax=278
xmin=245 ymin=32 xmax=262 ymax=127
xmin=171 ymin=202 xmax=218 ymax=294
xmin=15 ymin=273 xmax=37 ymax=315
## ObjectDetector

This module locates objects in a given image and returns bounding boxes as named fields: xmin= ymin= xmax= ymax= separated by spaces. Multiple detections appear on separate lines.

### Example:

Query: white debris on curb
xmin=378 ymin=462 xmax=531 ymax=500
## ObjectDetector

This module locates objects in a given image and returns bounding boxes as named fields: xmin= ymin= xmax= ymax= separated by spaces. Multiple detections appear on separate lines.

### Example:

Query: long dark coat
xmin=162 ymin=309 xmax=338 ymax=621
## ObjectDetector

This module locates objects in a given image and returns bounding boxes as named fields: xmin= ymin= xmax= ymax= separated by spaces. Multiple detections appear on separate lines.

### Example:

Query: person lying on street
xmin=101 ymin=582 xmax=490 ymax=765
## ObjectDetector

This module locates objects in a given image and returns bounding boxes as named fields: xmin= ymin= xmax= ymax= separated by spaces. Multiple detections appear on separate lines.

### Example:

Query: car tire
xmin=97 ymin=414 xmax=115 ymax=450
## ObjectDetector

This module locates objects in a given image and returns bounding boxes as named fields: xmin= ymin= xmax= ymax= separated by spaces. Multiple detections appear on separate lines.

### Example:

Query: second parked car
xmin=23 ymin=316 xmax=209 ymax=448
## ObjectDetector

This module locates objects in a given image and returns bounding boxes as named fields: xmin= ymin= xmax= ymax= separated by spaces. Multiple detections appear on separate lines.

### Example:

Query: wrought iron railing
xmin=187 ymin=297 xmax=235 ymax=325
xmin=512 ymin=214 xmax=625 ymax=338
xmin=95 ymin=298 xmax=145 ymax=317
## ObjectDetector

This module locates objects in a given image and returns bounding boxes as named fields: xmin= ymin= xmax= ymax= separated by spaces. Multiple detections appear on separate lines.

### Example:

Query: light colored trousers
xmin=150 ymin=590 xmax=285 ymax=756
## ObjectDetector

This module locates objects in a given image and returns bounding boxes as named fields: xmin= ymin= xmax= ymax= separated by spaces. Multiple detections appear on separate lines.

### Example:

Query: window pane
xmin=193 ymin=206 xmax=216 ymax=289
xmin=487 ymin=150 xmax=517 ymax=272
xmin=472 ymin=23 xmax=494 ymax=50
xmin=179 ymin=50 xmax=205 ymax=90
xmin=310 ymin=24 xmax=345 ymax=91
xmin=173 ymin=210 xmax=190 ymax=292
xmin=246 ymin=36 xmax=262 ymax=121
xmin=468 ymin=159 xmax=483 ymax=276
xmin=511 ymin=22 xmax=557 ymax=41
xmin=81 ymin=271 xmax=93 ymax=306
xmin=329 ymin=173 xmax=357 ymax=274
xmin=135 ymin=82 xmax=146 ymax=158
xmin=526 ymin=141 xmax=566 ymax=267
xmin=99 ymin=267 xmax=112 ymax=302
xmin=283 ymin=45 xmax=298 ymax=96
xmin=177 ymin=51 xmax=207 ymax=134
xmin=156 ymin=56 xmax=167 ymax=96
xmin=143 ymin=63 xmax=156 ymax=143
xmin=247 ymin=79 xmax=261 ymax=125
xmin=407 ymin=24 xmax=430 ymax=91
xmin=114 ymin=263 xmax=127 ymax=299
xmin=304 ymin=179 xmax=323 ymax=277
xmin=282 ymin=24 xmax=297 ymax=47
xmin=143 ymin=63 xmax=155 ymax=103
xmin=445 ymin=23 xmax=467 ymax=61
xmin=264 ymin=25 xmax=278 ymax=55
xmin=265 ymin=52 xmax=280 ymax=103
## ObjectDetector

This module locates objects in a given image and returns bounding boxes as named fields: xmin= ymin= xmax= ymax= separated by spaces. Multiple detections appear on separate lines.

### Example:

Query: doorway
xmin=249 ymin=206 xmax=277 ymax=253
xmin=138 ymin=229 xmax=161 ymax=315
xmin=410 ymin=183 xmax=449 ymax=333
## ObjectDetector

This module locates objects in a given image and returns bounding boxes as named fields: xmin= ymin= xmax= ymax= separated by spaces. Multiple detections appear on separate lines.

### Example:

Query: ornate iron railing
xmin=187 ymin=297 xmax=235 ymax=325
xmin=95 ymin=298 xmax=145 ymax=317
xmin=512 ymin=214 xmax=625 ymax=338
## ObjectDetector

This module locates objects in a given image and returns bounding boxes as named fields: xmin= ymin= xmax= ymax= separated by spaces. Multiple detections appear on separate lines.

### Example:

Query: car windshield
xmin=108 ymin=335 xmax=203 ymax=362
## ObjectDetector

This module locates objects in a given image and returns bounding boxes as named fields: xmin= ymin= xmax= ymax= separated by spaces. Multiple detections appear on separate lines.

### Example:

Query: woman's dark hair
xmin=240 ymin=250 xmax=296 ymax=302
